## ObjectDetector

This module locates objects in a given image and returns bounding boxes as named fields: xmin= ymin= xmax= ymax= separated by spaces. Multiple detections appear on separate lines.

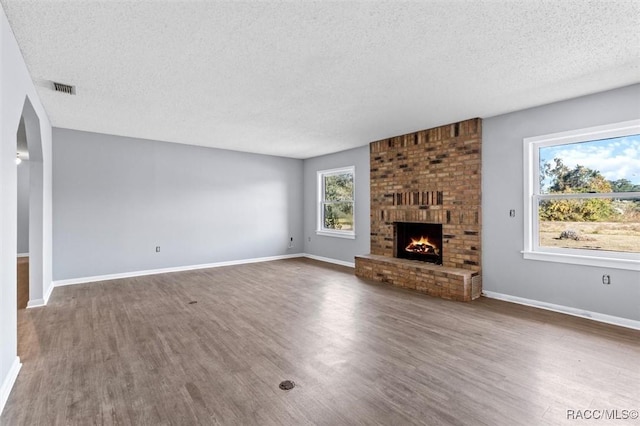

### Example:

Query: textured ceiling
xmin=2 ymin=1 xmax=639 ymax=159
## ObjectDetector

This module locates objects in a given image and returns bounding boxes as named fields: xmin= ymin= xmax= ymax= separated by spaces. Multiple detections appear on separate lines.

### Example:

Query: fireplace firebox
xmin=395 ymin=222 xmax=443 ymax=265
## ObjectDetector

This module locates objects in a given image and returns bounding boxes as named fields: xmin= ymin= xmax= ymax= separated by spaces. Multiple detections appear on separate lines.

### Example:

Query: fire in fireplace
xmin=395 ymin=222 xmax=443 ymax=264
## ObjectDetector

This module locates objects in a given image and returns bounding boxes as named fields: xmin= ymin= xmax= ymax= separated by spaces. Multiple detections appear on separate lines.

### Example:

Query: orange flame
xmin=405 ymin=236 xmax=439 ymax=255
xmin=410 ymin=236 xmax=431 ymax=246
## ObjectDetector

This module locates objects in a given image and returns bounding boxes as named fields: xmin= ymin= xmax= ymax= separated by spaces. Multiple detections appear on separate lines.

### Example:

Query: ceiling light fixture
xmin=16 ymin=153 xmax=22 ymax=165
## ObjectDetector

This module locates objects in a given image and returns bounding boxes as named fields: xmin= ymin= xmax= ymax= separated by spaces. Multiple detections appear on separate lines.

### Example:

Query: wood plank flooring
xmin=16 ymin=257 xmax=29 ymax=310
xmin=2 ymin=258 xmax=639 ymax=425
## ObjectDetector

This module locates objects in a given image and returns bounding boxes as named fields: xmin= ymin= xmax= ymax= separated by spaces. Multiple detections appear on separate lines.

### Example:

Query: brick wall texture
xmin=356 ymin=119 xmax=482 ymax=301
xmin=368 ymin=118 xmax=482 ymax=272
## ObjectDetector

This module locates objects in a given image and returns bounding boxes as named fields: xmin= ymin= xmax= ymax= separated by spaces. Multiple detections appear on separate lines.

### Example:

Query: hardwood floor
xmin=16 ymin=257 xmax=29 ymax=310
xmin=2 ymin=258 xmax=638 ymax=425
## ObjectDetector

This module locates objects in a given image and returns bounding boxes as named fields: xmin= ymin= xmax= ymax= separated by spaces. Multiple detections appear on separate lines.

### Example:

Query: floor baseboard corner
xmin=52 ymin=253 xmax=307 ymax=288
xmin=482 ymin=290 xmax=640 ymax=331
xmin=26 ymin=298 xmax=45 ymax=309
xmin=0 ymin=357 xmax=21 ymax=416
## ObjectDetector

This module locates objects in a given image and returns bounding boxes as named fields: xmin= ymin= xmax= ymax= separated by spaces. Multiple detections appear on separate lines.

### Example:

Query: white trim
xmin=315 ymin=230 xmax=356 ymax=239
xmin=48 ymin=253 xmax=356 ymax=289
xmin=304 ymin=253 xmax=355 ymax=268
xmin=316 ymin=166 xmax=356 ymax=176
xmin=52 ymin=254 xmax=305 ymax=287
xmin=522 ymin=250 xmax=640 ymax=271
xmin=523 ymin=136 xmax=536 ymax=253
xmin=26 ymin=283 xmax=54 ymax=309
xmin=523 ymin=119 xmax=640 ymax=269
xmin=26 ymin=298 xmax=45 ymax=308
xmin=43 ymin=282 xmax=54 ymax=304
xmin=524 ymin=119 xmax=640 ymax=146
xmin=483 ymin=290 xmax=640 ymax=331
xmin=0 ymin=357 xmax=22 ymax=416
xmin=16 ymin=253 xmax=29 ymax=258
xmin=32 ymin=253 xmax=355 ymax=302
xmin=536 ymin=191 xmax=640 ymax=200
xmin=317 ymin=165 xmax=356 ymax=238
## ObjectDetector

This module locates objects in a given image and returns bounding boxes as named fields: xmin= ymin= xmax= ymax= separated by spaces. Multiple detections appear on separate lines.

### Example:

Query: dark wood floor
xmin=16 ymin=257 xmax=29 ymax=310
xmin=2 ymin=258 xmax=638 ymax=425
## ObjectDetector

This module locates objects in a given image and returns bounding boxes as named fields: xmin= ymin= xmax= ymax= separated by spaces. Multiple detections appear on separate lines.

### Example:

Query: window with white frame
xmin=317 ymin=166 xmax=355 ymax=238
xmin=523 ymin=119 xmax=640 ymax=270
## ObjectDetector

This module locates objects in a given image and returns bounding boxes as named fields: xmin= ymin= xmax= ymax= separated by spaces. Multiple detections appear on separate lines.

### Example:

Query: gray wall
xmin=482 ymin=84 xmax=640 ymax=321
xmin=53 ymin=128 xmax=304 ymax=281
xmin=17 ymin=159 xmax=29 ymax=254
xmin=303 ymin=145 xmax=370 ymax=265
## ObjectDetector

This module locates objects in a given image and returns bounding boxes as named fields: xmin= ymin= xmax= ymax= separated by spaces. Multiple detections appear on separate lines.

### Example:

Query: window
xmin=317 ymin=166 xmax=355 ymax=239
xmin=523 ymin=119 xmax=640 ymax=270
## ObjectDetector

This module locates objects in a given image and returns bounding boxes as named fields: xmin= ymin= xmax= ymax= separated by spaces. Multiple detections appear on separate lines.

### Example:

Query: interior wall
xmin=22 ymin=99 xmax=45 ymax=306
xmin=303 ymin=145 xmax=370 ymax=265
xmin=16 ymin=159 xmax=29 ymax=255
xmin=0 ymin=4 xmax=52 ymax=414
xmin=482 ymin=84 xmax=640 ymax=322
xmin=16 ymin=118 xmax=29 ymax=255
xmin=52 ymin=128 xmax=304 ymax=281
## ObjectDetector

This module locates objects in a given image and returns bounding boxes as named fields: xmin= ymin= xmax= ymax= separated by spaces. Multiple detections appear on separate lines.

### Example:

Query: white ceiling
xmin=2 ymin=1 xmax=639 ymax=159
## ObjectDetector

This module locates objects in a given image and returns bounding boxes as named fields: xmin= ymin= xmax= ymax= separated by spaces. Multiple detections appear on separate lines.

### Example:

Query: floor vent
xmin=279 ymin=380 xmax=295 ymax=391
xmin=52 ymin=81 xmax=76 ymax=95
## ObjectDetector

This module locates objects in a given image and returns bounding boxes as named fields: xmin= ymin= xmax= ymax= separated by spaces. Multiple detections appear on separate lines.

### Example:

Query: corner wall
xmin=16 ymin=158 xmax=29 ymax=254
xmin=482 ymin=84 xmax=640 ymax=323
xmin=0 ymin=5 xmax=53 ymax=414
xmin=52 ymin=128 xmax=304 ymax=281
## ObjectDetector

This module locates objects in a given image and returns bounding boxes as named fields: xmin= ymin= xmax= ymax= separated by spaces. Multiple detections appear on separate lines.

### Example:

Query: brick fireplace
xmin=355 ymin=118 xmax=482 ymax=301
xmin=395 ymin=222 xmax=443 ymax=264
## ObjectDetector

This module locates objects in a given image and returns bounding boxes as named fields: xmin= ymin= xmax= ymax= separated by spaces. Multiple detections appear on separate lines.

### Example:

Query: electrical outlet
xmin=155 ymin=246 xmax=161 ymax=253
xmin=602 ymin=275 xmax=610 ymax=285
xmin=509 ymin=209 xmax=516 ymax=217
xmin=288 ymin=237 xmax=294 ymax=249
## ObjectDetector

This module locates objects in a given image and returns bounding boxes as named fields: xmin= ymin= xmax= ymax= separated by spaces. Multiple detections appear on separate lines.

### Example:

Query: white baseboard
xmin=303 ymin=253 xmax=355 ymax=268
xmin=0 ymin=357 xmax=21 ymax=416
xmin=43 ymin=282 xmax=54 ymax=304
xmin=482 ymin=290 xmax=640 ymax=331
xmin=26 ymin=298 xmax=45 ymax=308
xmin=43 ymin=252 xmax=354 ymax=300
xmin=53 ymin=253 xmax=306 ymax=287
xmin=26 ymin=282 xmax=55 ymax=309
xmin=16 ymin=253 xmax=29 ymax=258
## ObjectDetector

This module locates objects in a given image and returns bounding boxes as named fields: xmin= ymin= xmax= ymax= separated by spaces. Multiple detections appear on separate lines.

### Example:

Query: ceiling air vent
xmin=52 ymin=81 xmax=76 ymax=95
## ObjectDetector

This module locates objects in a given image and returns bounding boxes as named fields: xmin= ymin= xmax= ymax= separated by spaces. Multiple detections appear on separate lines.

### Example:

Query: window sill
xmin=316 ymin=230 xmax=356 ymax=240
xmin=522 ymin=250 xmax=640 ymax=271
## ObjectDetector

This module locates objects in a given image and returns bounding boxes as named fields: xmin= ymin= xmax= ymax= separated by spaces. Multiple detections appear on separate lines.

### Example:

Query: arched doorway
xmin=16 ymin=97 xmax=44 ymax=309
xmin=16 ymin=117 xmax=29 ymax=309
xmin=14 ymin=97 xmax=44 ymax=360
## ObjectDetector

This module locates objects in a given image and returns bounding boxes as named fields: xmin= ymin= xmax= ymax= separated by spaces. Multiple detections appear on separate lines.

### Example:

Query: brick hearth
xmin=355 ymin=118 xmax=482 ymax=301
xmin=355 ymin=255 xmax=482 ymax=302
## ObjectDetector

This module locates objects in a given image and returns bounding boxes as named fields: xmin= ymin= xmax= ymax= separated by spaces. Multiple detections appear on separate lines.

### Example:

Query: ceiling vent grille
xmin=52 ymin=82 xmax=76 ymax=95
